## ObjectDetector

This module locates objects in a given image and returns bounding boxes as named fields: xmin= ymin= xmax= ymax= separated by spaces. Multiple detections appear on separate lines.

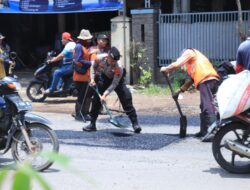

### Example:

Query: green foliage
xmin=138 ymin=66 xmax=152 ymax=87
xmin=0 ymin=162 xmax=52 ymax=190
xmin=0 ymin=169 xmax=8 ymax=188
xmin=170 ymin=69 xmax=188 ymax=87
xmin=130 ymin=40 xmax=147 ymax=70
xmin=0 ymin=151 xmax=97 ymax=190
xmin=40 ymin=151 xmax=71 ymax=169
xmin=138 ymin=84 xmax=180 ymax=96
xmin=130 ymin=40 xmax=152 ymax=87
xmin=13 ymin=169 xmax=31 ymax=190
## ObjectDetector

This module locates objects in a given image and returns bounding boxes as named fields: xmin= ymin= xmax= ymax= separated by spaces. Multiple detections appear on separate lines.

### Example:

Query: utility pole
xmin=123 ymin=0 xmax=129 ymax=82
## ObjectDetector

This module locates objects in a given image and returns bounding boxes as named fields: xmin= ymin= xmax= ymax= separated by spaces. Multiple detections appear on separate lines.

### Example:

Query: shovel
xmin=164 ymin=74 xmax=187 ymax=138
xmin=92 ymin=86 xmax=128 ymax=128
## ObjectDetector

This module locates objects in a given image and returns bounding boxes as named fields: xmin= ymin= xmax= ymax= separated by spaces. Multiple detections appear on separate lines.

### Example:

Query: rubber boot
xmin=82 ymin=97 xmax=92 ymax=121
xmin=201 ymin=114 xmax=217 ymax=142
xmin=195 ymin=113 xmax=207 ymax=137
xmin=131 ymin=119 xmax=142 ymax=134
xmin=206 ymin=114 xmax=217 ymax=127
xmin=129 ymin=115 xmax=142 ymax=133
xmin=82 ymin=121 xmax=97 ymax=132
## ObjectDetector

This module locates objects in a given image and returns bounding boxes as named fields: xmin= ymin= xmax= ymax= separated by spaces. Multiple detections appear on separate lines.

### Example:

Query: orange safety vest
xmin=73 ymin=46 xmax=90 ymax=82
xmin=186 ymin=49 xmax=219 ymax=88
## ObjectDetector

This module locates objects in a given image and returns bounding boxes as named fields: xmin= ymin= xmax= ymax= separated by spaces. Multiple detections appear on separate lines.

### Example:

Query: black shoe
xmin=132 ymin=124 xmax=141 ymax=133
xmin=82 ymin=123 xmax=97 ymax=132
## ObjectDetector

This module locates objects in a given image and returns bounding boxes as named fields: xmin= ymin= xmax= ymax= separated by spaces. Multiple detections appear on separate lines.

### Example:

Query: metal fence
xmin=158 ymin=11 xmax=250 ymax=66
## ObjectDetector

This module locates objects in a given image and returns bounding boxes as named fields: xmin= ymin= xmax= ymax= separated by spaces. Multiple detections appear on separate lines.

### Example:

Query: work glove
xmin=172 ymin=89 xmax=181 ymax=101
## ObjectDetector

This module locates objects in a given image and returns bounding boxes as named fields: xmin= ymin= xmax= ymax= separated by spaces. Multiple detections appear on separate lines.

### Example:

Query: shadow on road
xmin=204 ymin=167 xmax=250 ymax=178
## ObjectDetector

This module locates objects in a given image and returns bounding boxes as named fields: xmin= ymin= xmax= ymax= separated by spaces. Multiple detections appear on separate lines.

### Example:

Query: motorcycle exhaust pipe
xmin=225 ymin=140 xmax=250 ymax=159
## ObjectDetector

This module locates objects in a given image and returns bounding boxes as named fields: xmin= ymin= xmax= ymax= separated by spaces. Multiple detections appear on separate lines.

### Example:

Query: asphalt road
xmin=1 ymin=111 xmax=250 ymax=190
xmin=0 ymin=72 xmax=249 ymax=190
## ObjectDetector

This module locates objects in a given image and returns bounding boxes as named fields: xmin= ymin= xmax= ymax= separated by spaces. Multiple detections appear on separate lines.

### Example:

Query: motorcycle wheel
xmin=11 ymin=123 xmax=59 ymax=172
xmin=26 ymin=82 xmax=47 ymax=102
xmin=212 ymin=123 xmax=250 ymax=174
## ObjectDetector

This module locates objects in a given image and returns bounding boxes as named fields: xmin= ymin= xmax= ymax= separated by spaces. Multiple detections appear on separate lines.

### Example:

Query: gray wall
xmin=131 ymin=9 xmax=159 ymax=83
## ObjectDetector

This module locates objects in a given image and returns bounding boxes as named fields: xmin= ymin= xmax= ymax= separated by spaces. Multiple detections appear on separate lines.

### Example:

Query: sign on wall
xmin=0 ymin=0 xmax=123 ymax=13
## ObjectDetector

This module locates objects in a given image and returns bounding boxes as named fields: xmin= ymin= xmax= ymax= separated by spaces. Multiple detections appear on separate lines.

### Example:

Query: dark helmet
xmin=109 ymin=47 xmax=120 ymax=61
xmin=97 ymin=34 xmax=109 ymax=40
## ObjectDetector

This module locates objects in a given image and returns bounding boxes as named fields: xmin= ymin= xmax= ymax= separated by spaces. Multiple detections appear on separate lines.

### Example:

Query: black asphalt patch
xmin=55 ymin=114 xmax=200 ymax=150
xmin=56 ymin=128 xmax=180 ymax=150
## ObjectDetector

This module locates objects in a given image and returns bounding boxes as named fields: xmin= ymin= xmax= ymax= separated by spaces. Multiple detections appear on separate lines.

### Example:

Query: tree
xmin=236 ymin=0 xmax=246 ymax=41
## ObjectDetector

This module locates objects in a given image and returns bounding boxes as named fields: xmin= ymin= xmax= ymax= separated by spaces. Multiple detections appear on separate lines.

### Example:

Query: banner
xmin=0 ymin=0 xmax=123 ymax=13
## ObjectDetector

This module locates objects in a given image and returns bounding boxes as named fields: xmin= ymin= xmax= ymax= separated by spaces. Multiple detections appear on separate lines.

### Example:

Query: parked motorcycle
xmin=204 ymin=110 xmax=250 ymax=174
xmin=0 ymin=52 xmax=59 ymax=171
xmin=26 ymin=51 xmax=76 ymax=102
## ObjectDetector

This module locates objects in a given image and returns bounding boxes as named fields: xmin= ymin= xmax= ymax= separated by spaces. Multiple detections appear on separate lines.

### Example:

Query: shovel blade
xmin=179 ymin=116 xmax=187 ymax=138
xmin=109 ymin=118 xmax=128 ymax=128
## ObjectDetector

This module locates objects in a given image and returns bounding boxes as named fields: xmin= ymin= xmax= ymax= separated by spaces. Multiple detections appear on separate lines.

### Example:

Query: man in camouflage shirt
xmin=82 ymin=47 xmax=142 ymax=133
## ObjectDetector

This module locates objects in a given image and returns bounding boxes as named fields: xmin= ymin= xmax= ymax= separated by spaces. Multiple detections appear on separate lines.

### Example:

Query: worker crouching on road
xmin=82 ymin=47 xmax=142 ymax=133
xmin=160 ymin=48 xmax=220 ymax=138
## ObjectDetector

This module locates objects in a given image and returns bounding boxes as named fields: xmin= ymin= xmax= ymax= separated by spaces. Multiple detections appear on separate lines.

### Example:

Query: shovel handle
xmin=91 ymin=86 xmax=113 ymax=119
xmin=162 ymin=73 xmax=187 ymax=138
xmin=164 ymin=73 xmax=175 ymax=95
xmin=163 ymin=73 xmax=184 ymax=117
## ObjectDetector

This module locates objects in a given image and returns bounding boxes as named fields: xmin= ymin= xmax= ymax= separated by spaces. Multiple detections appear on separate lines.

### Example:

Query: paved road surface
xmin=1 ymin=111 xmax=249 ymax=190
xmin=0 ymin=72 xmax=249 ymax=190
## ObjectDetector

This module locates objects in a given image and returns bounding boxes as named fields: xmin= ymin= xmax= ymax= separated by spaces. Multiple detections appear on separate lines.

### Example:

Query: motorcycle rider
xmin=72 ymin=29 xmax=93 ymax=121
xmin=82 ymin=47 xmax=142 ymax=133
xmin=45 ymin=32 xmax=76 ymax=94
xmin=236 ymin=30 xmax=250 ymax=73
xmin=160 ymin=48 xmax=220 ymax=138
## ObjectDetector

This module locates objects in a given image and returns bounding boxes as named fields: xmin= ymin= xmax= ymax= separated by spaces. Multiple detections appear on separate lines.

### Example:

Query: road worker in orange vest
xmin=72 ymin=29 xmax=93 ymax=122
xmin=160 ymin=48 xmax=220 ymax=139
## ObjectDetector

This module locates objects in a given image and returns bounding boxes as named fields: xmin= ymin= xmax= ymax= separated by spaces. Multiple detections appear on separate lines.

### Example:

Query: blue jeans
xmin=49 ymin=64 xmax=73 ymax=92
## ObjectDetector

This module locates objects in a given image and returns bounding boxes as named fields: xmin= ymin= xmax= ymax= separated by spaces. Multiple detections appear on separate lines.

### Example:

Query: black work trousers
xmin=74 ymin=81 xmax=93 ymax=117
xmin=90 ymin=74 xmax=138 ymax=124
xmin=198 ymin=79 xmax=219 ymax=116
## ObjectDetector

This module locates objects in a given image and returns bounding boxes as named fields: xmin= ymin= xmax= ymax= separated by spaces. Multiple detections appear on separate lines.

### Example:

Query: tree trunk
xmin=236 ymin=0 xmax=246 ymax=42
